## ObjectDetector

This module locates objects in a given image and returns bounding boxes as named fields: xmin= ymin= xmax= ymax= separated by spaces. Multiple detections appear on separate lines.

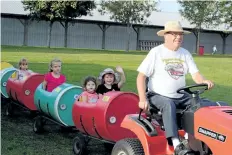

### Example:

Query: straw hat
xmin=157 ymin=21 xmax=191 ymax=36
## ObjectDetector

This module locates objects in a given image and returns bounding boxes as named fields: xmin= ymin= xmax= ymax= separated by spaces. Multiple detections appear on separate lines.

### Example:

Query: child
xmin=79 ymin=76 xmax=98 ymax=103
xmin=16 ymin=58 xmax=33 ymax=80
xmin=96 ymin=66 xmax=126 ymax=95
xmin=42 ymin=58 xmax=66 ymax=92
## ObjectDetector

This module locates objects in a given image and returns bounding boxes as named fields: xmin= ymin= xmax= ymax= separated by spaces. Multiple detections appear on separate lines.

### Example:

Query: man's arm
xmin=191 ymin=72 xmax=214 ymax=89
xmin=137 ymin=72 xmax=149 ymax=111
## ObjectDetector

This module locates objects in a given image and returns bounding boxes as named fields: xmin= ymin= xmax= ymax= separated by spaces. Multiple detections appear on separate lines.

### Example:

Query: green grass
xmin=1 ymin=45 xmax=232 ymax=155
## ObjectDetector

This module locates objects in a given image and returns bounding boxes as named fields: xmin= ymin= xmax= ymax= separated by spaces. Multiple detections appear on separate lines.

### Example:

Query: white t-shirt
xmin=18 ymin=70 xmax=33 ymax=80
xmin=137 ymin=44 xmax=199 ymax=98
xmin=213 ymin=46 xmax=217 ymax=51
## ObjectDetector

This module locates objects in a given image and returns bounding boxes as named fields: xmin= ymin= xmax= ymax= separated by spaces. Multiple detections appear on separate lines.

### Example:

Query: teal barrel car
xmin=34 ymin=83 xmax=83 ymax=128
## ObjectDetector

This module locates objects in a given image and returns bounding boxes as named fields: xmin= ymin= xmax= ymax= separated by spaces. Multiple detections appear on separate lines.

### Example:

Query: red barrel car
xmin=72 ymin=91 xmax=140 ymax=142
xmin=6 ymin=72 xmax=44 ymax=111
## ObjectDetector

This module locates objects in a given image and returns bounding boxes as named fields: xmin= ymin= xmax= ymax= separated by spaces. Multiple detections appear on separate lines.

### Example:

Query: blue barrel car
xmin=33 ymin=83 xmax=83 ymax=133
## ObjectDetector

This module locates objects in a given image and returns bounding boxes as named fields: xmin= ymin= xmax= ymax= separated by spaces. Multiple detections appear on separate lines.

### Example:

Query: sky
xmin=1 ymin=0 xmax=180 ymax=14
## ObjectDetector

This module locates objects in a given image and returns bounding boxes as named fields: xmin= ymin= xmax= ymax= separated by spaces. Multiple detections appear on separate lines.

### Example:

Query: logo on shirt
xmin=163 ymin=59 xmax=184 ymax=80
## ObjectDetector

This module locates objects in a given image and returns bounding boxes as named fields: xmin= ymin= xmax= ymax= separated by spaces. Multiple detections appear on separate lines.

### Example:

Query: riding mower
xmin=111 ymin=84 xmax=232 ymax=155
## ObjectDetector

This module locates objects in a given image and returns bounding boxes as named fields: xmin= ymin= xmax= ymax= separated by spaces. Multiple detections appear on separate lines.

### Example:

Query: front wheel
xmin=111 ymin=138 xmax=144 ymax=155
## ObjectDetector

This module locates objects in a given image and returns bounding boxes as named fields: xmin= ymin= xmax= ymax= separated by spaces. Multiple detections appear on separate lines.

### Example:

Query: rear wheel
xmin=73 ymin=134 xmax=87 ymax=155
xmin=111 ymin=138 xmax=144 ymax=155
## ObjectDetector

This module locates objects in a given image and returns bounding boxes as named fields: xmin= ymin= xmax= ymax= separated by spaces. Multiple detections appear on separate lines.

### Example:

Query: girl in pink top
xmin=79 ymin=76 xmax=98 ymax=103
xmin=42 ymin=58 xmax=66 ymax=92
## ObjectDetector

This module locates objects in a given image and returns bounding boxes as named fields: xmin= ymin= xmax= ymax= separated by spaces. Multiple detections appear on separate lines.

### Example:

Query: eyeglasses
xmin=165 ymin=32 xmax=184 ymax=37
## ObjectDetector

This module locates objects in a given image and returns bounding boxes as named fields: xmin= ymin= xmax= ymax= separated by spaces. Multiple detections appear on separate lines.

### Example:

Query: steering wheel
xmin=177 ymin=84 xmax=208 ymax=95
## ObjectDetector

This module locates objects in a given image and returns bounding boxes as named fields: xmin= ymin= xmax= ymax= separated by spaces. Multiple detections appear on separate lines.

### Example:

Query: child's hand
xmin=116 ymin=66 xmax=124 ymax=74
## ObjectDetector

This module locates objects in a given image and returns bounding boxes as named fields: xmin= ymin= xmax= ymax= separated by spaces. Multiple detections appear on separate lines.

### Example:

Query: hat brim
xmin=157 ymin=30 xmax=191 ymax=36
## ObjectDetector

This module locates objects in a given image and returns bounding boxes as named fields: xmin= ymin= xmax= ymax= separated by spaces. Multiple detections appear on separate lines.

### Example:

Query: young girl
xmin=96 ymin=66 xmax=126 ymax=95
xmin=42 ymin=58 xmax=66 ymax=92
xmin=79 ymin=76 xmax=98 ymax=103
xmin=16 ymin=58 xmax=33 ymax=80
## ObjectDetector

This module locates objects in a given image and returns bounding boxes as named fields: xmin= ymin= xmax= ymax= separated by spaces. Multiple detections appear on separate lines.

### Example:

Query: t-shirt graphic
xmin=164 ymin=58 xmax=184 ymax=80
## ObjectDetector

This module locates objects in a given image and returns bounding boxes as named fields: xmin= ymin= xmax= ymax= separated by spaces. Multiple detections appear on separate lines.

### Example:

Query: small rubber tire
xmin=5 ymin=103 xmax=14 ymax=117
xmin=33 ymin=116 xmax=44 ymax=133
xmin=73 ymin=134 xmax=87 ymax=155
xmin=111 ymin=138 xmax=144 ymax=155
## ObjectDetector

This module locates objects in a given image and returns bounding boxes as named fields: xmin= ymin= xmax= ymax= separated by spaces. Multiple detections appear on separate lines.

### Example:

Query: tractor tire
xmin=73 ymin=133 xmax=87 ymax=155
xmin=111 ymin=138 xmax=144 ymax=155
xmin=178 ymin=150 xmax=196 ymax=155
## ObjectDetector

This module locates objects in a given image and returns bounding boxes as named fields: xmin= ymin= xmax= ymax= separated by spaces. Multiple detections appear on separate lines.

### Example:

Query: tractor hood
xmin=194 ymin=106 xmax=232 ymax=155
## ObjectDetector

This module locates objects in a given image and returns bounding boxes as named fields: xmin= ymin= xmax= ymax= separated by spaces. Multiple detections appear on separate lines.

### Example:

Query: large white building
xmin=1 ymin=1 xmax=232 ymax=54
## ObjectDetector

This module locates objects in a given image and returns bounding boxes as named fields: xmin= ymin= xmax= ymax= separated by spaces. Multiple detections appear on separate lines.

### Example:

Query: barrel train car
xmin=72 ymin=91 xmax=140 ymax=155
xmin=33 ymin=83 xmax=82 ymax=133
xmin=1 ymin=62 xmax=145 ymax=155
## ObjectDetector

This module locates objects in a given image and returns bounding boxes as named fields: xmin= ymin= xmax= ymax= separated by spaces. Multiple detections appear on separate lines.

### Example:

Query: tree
xmin=99 ymin=0 xmax=158 ymax=52
xmin=178 ymin=1 xmax=219 ymax=54
xmin=22 ymin=1 xmax=95 ymax=48
xmin=213 ymin=1 xmax=232 ymax=54
xmin=217 ymin=1 xmax=232 ymax=28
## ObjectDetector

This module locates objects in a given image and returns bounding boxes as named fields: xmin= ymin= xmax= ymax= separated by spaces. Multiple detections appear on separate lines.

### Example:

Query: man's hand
xmin=139 ymin=101 xmax=149 ymax=111
xmin=202 ymin=80 xmax=214 ymax=90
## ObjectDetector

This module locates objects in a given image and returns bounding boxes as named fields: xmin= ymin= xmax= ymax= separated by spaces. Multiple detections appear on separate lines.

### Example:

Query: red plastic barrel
xmin=6 ymin=73 xmax=44 ymax=110
xmin=72 ymin=91 xmax=139 ymax=142
xmin=199 ymin=46 xmax=204 ymax=56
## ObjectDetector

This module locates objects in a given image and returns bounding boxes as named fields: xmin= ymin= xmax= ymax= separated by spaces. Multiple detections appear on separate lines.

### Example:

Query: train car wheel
xmin=111 ymin=138 xmax=144 ymax=155
xmin=5 ymin=103 xmax=14 ymax=117
xmin=73 ymin=134 xmax=87 ymax=155
xmin=33 ymin=116 xmax=44 ymax=133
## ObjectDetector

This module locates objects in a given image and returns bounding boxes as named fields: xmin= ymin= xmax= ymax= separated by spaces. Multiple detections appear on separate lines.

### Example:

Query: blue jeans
xmin=146 ymin=91 xmax=228 ymax=138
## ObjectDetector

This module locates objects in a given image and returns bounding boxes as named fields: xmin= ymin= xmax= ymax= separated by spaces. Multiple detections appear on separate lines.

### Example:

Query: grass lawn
xmin=1 ymin=45 xmax=232 ymax=155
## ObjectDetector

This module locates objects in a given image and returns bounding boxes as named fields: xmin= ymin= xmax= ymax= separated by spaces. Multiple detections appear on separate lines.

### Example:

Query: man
xmin=136 ymin=21 xmax=216 ymax=153
xmin=212 ymin=45 xmax=217 ymax=55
